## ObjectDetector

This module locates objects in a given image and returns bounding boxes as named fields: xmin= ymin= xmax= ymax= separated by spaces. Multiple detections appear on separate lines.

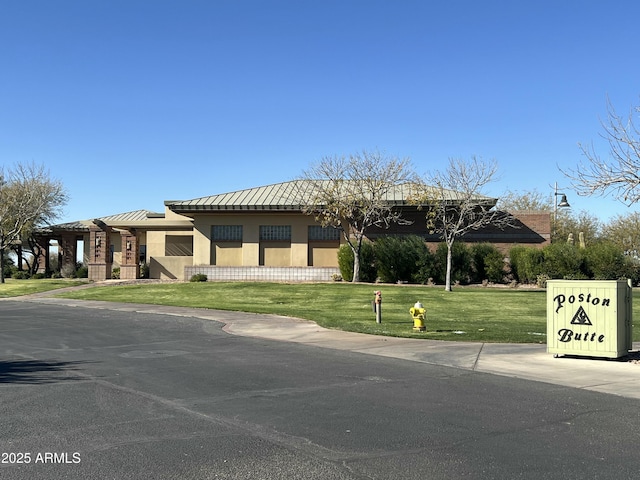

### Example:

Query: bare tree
xmin=566 ymin=98 xmax=640 ymax=205
xmin=418 ymin=157 xmax=513 ymax=292
xmin=10 ymin=236 xmax=46 ymax=276
xmin=498 ymin=188 xmax=552 ymax=212
xmin=602 ymin=212 xmax=640 ymax=257
xmin=497 ymin=189 xmax=600 ymax=243
xmin=298 ymin=150 xmax=416 ymax=282
xmin=555 ymin=210 xmax=602 ymax=246
xmin=0 ymin=163 xmax=68 ymax=282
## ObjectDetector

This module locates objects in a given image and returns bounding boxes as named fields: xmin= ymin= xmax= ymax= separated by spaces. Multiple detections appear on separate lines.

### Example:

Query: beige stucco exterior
xmin=42 ymin=181 xmax=550 ymax=282
xmin=191 ymin=213 xmax=341 ymax=268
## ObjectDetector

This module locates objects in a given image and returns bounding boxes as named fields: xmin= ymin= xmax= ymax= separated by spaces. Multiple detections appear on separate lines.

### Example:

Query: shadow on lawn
xmin=0 ymin=359 xmax=91 ymax=384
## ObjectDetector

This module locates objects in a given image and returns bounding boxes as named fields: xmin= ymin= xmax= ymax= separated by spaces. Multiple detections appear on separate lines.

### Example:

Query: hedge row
xmin=509 ymin=242 xmax=640 ymax=286
xmin=338 ymin=236 xmax=640 ymax=285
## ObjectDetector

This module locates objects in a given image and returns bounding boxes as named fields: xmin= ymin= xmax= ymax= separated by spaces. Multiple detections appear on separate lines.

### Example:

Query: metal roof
xmin=43 ymin=183 xmax=498 ymax=234
xmin=47 ymin=210 xmax=165 ymax=233
xmin=165 ymin=180 xmax=494 ymax=213
xmin=166 ymin=181 xmax=305 ymax=212
xmin=98 ymin=210 xmax=159 ymax=222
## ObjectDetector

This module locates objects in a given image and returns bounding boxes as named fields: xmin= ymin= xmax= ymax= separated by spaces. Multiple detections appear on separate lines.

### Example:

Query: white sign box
xmin=547 ymin=280 xmax=633 ymax=358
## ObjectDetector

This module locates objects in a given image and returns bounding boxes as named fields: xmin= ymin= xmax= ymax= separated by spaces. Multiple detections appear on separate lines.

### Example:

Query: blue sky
xmin=2 ymin=0 xmax=639 ymax=224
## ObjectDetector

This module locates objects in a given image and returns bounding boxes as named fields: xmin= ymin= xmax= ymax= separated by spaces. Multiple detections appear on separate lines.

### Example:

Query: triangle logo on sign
xmin=570 ymin=306 xmax=592 ymax=325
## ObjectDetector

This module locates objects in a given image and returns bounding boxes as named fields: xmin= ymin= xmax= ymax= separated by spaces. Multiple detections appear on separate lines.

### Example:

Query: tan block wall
xmin=187 ymin=265 xmax=341 ymax=282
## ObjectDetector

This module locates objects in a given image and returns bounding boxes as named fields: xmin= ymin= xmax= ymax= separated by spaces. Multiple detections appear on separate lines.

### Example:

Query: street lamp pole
xmin=553 ymin=182 xmax=570 ymax=240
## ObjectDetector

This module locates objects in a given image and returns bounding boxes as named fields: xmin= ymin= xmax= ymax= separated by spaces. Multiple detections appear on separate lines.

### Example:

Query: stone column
xmin=59 ymin=234 xmax=77 ymax=275
xmin=119 ymin=230 xmax=140 ymax=280
xmin=88 ymin=223 xmax=112 ymax=281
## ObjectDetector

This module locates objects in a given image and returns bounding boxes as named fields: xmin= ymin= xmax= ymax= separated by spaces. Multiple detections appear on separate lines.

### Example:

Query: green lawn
xmin=0 ymin=278 xmax=88 ymax=298
xmin=54 ymin=282 xmax=554 ymax=343
xmin=5 ymin=280 xmax=637 ymax=344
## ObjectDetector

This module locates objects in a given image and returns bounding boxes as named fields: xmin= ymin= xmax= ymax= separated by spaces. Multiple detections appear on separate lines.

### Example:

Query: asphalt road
xmin=1 ymin=300 xmax=640 ymax=480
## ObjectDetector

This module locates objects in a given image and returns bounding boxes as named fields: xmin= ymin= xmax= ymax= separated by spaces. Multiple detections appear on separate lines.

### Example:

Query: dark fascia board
xmin=167 ymin=204 xmax=303 ymax=213
xmin=166 ymin=201 xmax=499 ymax=214
xmin=165 ymin=195 xmax=498 ymax=214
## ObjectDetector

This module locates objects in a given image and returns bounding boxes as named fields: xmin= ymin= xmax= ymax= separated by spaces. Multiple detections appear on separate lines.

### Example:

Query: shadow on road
xmin=0 ymin=359 xmax=91 ymax=384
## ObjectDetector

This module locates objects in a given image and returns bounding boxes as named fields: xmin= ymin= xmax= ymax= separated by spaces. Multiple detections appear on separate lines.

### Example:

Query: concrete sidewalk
xmin=9 ymin=290 xmax=640 ymax=401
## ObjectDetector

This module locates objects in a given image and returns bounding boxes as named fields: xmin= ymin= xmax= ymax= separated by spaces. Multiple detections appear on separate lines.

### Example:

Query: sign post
xmin=547 ymin=280 xmax=633 ymax=359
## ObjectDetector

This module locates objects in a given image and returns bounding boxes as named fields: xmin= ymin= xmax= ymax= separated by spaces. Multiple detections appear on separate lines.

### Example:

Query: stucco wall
xmin=150 ymin=256 xmax=193 ymax=280
xmin=146 ymin=230 xmax=192 ymax=257
xmin=192 ymin=213 xmax=342 ymax=268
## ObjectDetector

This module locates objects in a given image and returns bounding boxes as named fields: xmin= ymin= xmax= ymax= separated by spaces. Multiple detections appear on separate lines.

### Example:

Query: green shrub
xmin=509 ymin=246 xmax=544 ymax=284
xmin=2 ymin=255 xmax=15 ymax=278
xmin=484 ymin=249 xmax=506 ymax=283
xmin=76 ymin=265 xmax=88 ymax=278
xmin=433 ymin=242 xmax=472 ymax=285
xmin=61 ymin=263 xmax=77 ymax=278
xmin=111 ymin=267 xmax=120 ymax=279
xmin=536 ymin=273 xmax=550 ymax=288
xmin=32 ymin=273 xmax=46 ymax=280
xmin=337 ymin=242 xmax=376 ymax=282
xmin=413 ymin=244 xmax=438 ymax=285
xmin=622 ymin=258 xmax=640 ymax=286
xmin=541 ymin=242 xmax=585 ymax=279
xmin=470 ymin=243 xmax=505 ymax=283
xmin=470 ymin=243 xmax=492 ymax=283
xmin=511 ymin=242 xmax=640 ymax=283
xmin=508 ymin=246 xmax=526 ymax=283
xmin=140 ymin=262 xmax=150 ymax=279
xmin=190 ymin=273 xmax=208 ymax=282
xmin=583 ymin=241 xmax=626 ymax=280
xmin=7 ymin=265 xmax=20 ymax=278
xmin=12 ymin=270 xmax=30 ymax=279
xmin=374 ymin=235 xmax=429 ymax=283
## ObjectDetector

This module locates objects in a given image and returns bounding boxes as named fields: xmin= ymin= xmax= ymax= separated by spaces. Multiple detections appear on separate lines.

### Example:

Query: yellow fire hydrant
xmin=410 ymin=301 xmax=426 ymax=332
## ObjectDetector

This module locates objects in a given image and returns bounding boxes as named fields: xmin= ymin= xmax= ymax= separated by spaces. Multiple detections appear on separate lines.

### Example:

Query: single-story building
xmin=37 ymin=180 xmax=551 ymax=281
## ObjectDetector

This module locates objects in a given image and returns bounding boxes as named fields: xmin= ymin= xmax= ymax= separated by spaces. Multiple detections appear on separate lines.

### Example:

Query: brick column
xmin=59 ymin=234 xmax=77 ymax=274
xmin=119 ymin=230 xmax=140 ymax=280
xmin=88 ymin=224 xmax=112 ymax=281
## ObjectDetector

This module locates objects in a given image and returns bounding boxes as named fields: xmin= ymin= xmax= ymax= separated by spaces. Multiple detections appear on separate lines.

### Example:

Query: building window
xmin=260 ymin=225 xmax=291 ymax=241
xmin=212 ymin=225 xmax=243 ymax=241
xmin=308 ymin=225 xmax=340 ymax=241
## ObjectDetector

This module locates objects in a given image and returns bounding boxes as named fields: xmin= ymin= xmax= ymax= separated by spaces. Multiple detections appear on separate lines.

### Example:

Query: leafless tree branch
xmin=565 ymin=97 xmax=640 ymax=206
xmin=297 ymin=149 xmax=416 ymax=282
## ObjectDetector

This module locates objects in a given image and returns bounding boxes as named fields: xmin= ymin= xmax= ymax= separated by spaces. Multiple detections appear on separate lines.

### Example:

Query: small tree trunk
xmin=0 ymin=246 xmax=5 ymax=284
xmin=445 ymin=243 xmax=453 ymax=292
xmin=16 ymin=245 xmax=23 ymax=271
xmin=352 ymin=248 xmax=361 ymax=283
xmin=351 ymin=236 xmax=366 ymax=283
